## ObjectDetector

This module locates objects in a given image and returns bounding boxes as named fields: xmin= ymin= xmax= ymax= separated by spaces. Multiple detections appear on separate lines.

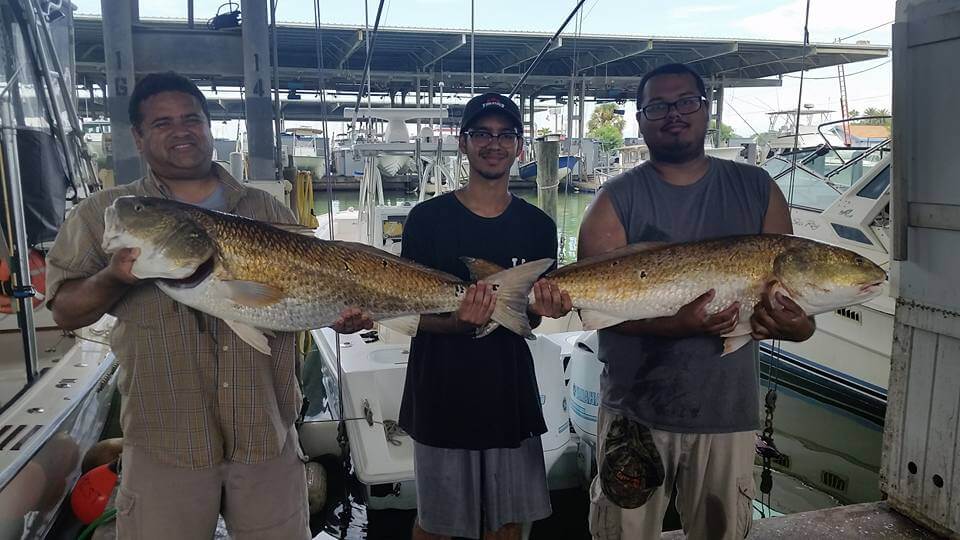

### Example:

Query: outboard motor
xmin=567 ymin=331 xmax=602 ymax=447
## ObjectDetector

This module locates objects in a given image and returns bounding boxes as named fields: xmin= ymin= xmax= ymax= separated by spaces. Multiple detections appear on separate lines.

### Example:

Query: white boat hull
xmin=0 ymin=318 xmax=117 ymax=540
xmin=302 ymin=325 xmax=576 ymax=511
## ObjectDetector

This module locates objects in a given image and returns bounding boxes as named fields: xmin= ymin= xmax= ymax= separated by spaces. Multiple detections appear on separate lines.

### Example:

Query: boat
xmin=0 ymin=1 xmax=117 ymax=538
xmin=757 ymin=117 xmax=894 ymax=422
xmin=518 ymin=155 xmax=580 ymax=182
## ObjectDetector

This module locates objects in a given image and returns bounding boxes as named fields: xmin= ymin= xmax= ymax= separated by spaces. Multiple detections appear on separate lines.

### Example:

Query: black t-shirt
xmin=398 ymin=192 xmax=557 ymax=449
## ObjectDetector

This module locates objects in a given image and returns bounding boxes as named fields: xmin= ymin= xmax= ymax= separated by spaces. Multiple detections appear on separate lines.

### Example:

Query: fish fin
xmin=721 ymin=321 xmax=753 ymax=338
xmin=377 ymin=314 xmax=421 ymax=336
xmin=767 ymin=281 xmax=795 ymax=310
xmin=578 ymin=309 xmax=628 ymax=330
xmin=486 ymin=258 xmax=554 ymax=338
xmin=460 ymin=257 xmax=506 ymax=281
xmin=721 ymin=334 xmax=754 ymax=356
xmin=224 ymin=319 xmax=272 ymax=355
xmin=218 ymin=280 xmax=285 ymax=308
xmin=555 ymin=241 xmax=669 ymax=273
xmin=628 ymin=241 xmax=669 ymax=252
xmin=474 ymin=321 xmax=500 ymax=338
xmin=268 ymin=222 xmax=317 ymax=237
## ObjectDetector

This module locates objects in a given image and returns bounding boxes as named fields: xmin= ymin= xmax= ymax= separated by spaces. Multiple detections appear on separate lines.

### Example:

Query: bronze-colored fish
xmin=101 ymin=196 xmax=553 ymax=354
xmin=465 ymin=234 xmax=886 ymax=355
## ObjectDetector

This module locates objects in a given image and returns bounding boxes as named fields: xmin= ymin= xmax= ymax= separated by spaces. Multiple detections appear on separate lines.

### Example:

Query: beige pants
xmin=115 ymin=432 xmax=310 ymax=540
xmin=589 ymin=407 xmax=756 ymax=540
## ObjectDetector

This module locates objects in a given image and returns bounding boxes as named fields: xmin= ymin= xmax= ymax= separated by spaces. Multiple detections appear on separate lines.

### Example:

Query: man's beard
xmin=646 ymin=120 xmax=707 ymax=164
xmin=648 ymin=139 xmax=703 ymax=164
xmin=474 ymin=164 xmax=510 ymax=180
xmin=472 ymin=151 xmax=512 ymax=180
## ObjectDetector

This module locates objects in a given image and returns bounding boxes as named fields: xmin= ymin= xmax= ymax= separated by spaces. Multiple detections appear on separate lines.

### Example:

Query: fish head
xmin=102 ymin=196 xmax=216 ymax=280
xmin=773 ymin=241 xmax=887 ymax=312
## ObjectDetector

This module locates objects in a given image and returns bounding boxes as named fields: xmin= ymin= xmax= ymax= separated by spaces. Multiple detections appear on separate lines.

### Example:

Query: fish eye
xmin=854 ymin=257 xmax=865 ymax=265
xmin=134 ymin=204 xmax=144 ymax=212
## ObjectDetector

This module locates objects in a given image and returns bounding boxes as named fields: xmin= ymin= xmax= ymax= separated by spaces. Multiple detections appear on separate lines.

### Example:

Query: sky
xmin=72 ymin=0 xmax=895 ymax=141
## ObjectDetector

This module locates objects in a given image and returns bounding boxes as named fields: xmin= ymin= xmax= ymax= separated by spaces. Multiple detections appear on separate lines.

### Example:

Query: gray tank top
xmin=598 ymin=157 xmax=771 ymax=433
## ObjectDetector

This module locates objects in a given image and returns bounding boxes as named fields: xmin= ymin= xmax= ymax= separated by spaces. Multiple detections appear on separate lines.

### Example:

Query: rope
xmin=77 ymin=507 xmax=118 ymax=540
xmin=382 ymin=419 xmax=408 ymax=446
xmin=294 ymin=170 xmax=318 ymax=228
xmin=301 ymin=416 xmax=408 ymax=446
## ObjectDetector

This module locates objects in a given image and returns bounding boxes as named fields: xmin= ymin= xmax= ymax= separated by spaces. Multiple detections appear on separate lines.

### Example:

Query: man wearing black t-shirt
xmin=399 ymin=93 xmax=572 ymax=540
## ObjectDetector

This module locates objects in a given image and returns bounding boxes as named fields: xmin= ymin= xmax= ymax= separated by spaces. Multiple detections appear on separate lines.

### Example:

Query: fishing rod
xmin=349 ymin=0 xmax=387 ymax=132
xmin=508 ymin=0 xmax=586 ymax=99
xmin=758 ymin=0 xmax=813 ymax=519
xmin=787 ymin=0 xmax=812 ymax=207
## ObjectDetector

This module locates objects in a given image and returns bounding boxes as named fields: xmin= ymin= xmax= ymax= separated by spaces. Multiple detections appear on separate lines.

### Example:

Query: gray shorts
xmin=413 ymin=436 xmax=552 ymax=538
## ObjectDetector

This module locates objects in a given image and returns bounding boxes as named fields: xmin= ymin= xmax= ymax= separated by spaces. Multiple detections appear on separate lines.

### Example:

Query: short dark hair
xmin=128 ymin=72 xmax=210 ymax=130
xmin=635 ymin=63 xmax=707 ymax=107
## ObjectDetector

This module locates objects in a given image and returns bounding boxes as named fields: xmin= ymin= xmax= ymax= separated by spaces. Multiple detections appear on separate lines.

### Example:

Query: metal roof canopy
xmin=72 ymin=16 xmax=888 ymax=102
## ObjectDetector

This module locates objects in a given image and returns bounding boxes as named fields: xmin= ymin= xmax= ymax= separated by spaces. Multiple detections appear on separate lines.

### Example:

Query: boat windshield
xmin=761 ymin=143 xmax=890 ymax=212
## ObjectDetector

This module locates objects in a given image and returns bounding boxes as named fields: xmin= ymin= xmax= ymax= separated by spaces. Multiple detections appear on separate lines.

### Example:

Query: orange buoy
xmin=70 ymin=461 xmax=118 ymax=525
xmin=0 ymin=249 xmax=45 ymax=314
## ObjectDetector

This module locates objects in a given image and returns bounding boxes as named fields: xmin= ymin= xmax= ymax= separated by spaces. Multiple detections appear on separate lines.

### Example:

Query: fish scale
xmin=102 ymin=196 xmax=554 ymax=355
xmin=165 ymin=212 xmax=482 ymax=330
xmin=542 ymin=234 xmax=886 ymax=354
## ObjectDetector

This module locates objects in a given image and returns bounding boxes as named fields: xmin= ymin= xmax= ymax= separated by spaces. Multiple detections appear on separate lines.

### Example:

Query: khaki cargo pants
xmin=589 ymin=407 xmax=756 ymax=540
xmin=114 ymin=433 xmax=310 ymax=540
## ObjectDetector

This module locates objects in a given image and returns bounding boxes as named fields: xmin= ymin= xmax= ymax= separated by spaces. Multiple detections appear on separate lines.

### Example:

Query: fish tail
xmin=485 ymin=258 xmax=554 ymax=338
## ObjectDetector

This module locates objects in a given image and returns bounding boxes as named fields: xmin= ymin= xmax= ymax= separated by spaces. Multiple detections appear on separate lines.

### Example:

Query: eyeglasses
xmin=639 ymin=96 xmax=706 ymax=121
xmin=466 ymin=130 xmax=521 ymax=147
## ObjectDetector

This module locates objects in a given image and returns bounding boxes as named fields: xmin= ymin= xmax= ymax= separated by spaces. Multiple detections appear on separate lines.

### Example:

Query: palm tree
xmin=861 ymin=107 xmax=891 ymax=126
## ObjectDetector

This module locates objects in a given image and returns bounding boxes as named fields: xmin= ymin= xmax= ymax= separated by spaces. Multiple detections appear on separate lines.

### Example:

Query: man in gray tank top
xmin=580 ymin=64 xmax=816 ymax=539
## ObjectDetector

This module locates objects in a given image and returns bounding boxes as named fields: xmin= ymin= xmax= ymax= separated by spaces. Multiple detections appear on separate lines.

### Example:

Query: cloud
xmin=737 ymin=0 xmax=894 ymax=43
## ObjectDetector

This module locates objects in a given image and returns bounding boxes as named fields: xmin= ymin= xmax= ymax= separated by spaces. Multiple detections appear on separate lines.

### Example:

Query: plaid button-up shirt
xmin=46 ymin=164 xmax=302 ymax=469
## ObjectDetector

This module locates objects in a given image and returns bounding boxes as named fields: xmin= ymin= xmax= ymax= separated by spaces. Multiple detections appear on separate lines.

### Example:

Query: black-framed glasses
xmin=639 ymin=96 xmax=706 ymax=121
xmin=466 ymin=130 xmax=521 ymax=147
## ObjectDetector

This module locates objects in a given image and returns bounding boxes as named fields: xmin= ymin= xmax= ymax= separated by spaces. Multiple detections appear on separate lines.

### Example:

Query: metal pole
xmin=240 ymin=0 xmax=275 ymax=181
xmin=45 ymin=0 xmax=78 ymax=108
xmin=188 ymin=0 xmax=194 ymax=28
xmin=363 ymin=0 xmax=371 ymax=136
xmin=314 ymin=0 xmax=333 ymax=193
xmin=528 ymin=94 xmax=536 ymax=159
xmin=438 ymin=81 xmax=444 ymax=135
xmin=270 ymin=0 xmax=282 ymax=180
xmin=415 ymin=75 xmax=421 ymax=134
xmin=35 ymin=2 xmax=99 ymax=196
xmin=578 ymin=78 xmax=586 ymax=141
xmin=351 ymin=0 xmax=385 ymax=134
xmin=0 ymin=93 xmax=40 ymax=383
xmin=428 ymin=72 xmax=435 ymax=129
xmin=715 ymin=85 xmax=725 ymax=147
xmin=566 ymin=75 xmax=575 ymax=155
xmin=21 ymin=0 xmax=84 ymax=195
xmin=470 ymin=0 xmax=475 ymax=94
xmin=519 ymin=92 xmax=525 ymax=133
xmin=101 ymin=0 xmax=140 ymax=184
